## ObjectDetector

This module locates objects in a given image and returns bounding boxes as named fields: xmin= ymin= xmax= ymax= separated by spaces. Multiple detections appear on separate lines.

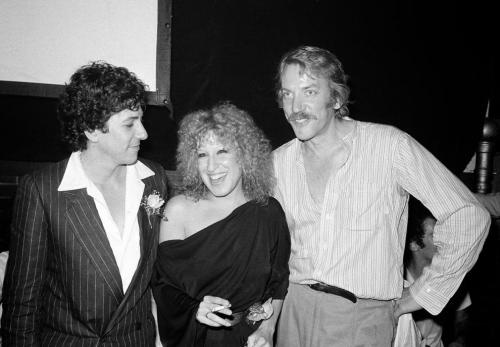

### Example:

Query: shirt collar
xmin=58 ymin=152 xmax=155 ymax=192
xmin=293 ymin=118 xmax=358 ymax=166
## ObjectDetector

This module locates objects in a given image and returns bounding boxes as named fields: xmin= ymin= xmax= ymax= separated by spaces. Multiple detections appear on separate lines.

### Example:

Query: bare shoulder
xmin=163 ymin=194 xmax=196 ymax=218
xmin=160 ymin=195 xmax=196 ymax=242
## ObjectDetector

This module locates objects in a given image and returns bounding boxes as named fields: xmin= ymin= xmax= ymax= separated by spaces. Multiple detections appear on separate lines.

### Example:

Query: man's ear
xmin=409 ymin=241 xmax=421 ymax=252
xmin=84 ymin=129 xmax=101 ymax=143
xmin=328 ymin=97 xmax=341 ymax=110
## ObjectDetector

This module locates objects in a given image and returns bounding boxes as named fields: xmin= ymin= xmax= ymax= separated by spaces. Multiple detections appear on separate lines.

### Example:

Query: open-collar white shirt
xmin=58 ymin=151 xmax=154 ymax=293
xmin=273 ymin=120 xmax=489 ymax=315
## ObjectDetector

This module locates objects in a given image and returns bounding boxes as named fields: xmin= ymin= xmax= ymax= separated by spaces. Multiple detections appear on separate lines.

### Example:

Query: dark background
xmin=1 ymin=0 xmax=498 ymax=344
xmin=1 ymin=0 xmax=497 ymax=173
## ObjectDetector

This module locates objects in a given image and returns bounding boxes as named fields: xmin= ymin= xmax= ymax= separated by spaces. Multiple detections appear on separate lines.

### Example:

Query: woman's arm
xmin=246 ymin=200 xmax=291 ymax=347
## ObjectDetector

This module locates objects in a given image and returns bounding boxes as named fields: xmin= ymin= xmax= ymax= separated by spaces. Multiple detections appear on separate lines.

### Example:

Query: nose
xmin=136 ymin=121 xmax=148 ymax=140
xmin=292 ymin=94 xmax=303 ymax=113
xmin=207 ymin=155 xmax=217 ymax=172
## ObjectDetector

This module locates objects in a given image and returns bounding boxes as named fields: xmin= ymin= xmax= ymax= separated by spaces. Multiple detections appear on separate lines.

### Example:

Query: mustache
xmin=287 ymin=111 xmax=318 ymax=122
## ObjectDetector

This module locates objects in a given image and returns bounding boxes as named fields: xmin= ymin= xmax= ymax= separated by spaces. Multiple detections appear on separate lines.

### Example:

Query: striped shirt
xmin=273 ymin=120 xmax=490 ymax=315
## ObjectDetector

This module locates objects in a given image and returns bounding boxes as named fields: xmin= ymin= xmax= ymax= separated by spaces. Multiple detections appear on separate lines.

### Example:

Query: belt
xmin=308 ymin=282 xmax=357 ymax=303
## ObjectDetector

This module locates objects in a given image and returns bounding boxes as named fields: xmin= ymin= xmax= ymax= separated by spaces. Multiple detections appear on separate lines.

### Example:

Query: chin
xmin=122 ymin=156 xmax=139 ymax=165
xmin=293 ymin=131 xmax=315 ymax=142
xmin=291 ymin=126 xmax=313 ymax=141
xmin=210 ymin=189 xmax=231 ymax=198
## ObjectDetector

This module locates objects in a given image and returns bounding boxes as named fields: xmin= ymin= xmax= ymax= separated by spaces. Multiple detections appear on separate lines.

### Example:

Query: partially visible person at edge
xmin=152 ymin=102 xmax=290 ymax=347
xmin=1 ymin=62 xmax=168 ymax=346
xmin=271 ymin=45 xmax=490 ymax=347
xmin=405 ymin=198 xmax=471 ymax=347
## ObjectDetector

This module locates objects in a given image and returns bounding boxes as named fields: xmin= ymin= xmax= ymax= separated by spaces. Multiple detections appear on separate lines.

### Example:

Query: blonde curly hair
xmin=176 ymin=102 xmax=274 ymax=204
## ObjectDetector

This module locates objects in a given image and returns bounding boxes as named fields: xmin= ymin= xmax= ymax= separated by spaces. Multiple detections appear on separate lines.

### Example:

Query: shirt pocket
xmin=342 ymin=186 xmax=386 ymax=231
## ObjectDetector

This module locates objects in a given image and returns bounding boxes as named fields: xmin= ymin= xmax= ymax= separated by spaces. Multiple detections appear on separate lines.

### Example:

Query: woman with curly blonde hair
xmin=176 ymin=102 xmax=274 ymax=204
xmin=152 ymin=102 xmax=290 ymax=347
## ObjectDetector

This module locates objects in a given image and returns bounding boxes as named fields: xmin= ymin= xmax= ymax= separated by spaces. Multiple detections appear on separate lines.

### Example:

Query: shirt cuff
xmin=409 ymin=280 xmax=448 ymax=316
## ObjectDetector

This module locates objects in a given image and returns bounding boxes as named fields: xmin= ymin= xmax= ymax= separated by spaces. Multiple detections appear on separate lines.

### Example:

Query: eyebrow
xmin=122 ymin=114 xmax=143 ymax=122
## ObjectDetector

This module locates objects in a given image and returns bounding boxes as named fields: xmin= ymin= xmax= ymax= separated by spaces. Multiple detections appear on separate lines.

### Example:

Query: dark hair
xmin=275 ymin=45 xmax=350 ymax=118
xmin=176 ymin=102 xmax=274 ymax=204
xmin=57 ymin=61 xmax=147 ymax=151
xmin=406 ymin=197 xmax=436 ymax=249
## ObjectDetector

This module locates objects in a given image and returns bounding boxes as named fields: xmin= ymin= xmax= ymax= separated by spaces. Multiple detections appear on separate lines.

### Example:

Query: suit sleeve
xmin=1 ymin=174 xmax=47 ymax=346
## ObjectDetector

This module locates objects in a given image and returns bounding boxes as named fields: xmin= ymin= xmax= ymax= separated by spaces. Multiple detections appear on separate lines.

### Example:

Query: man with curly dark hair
xmin=1 ymin=61 xmax=168 ymax=346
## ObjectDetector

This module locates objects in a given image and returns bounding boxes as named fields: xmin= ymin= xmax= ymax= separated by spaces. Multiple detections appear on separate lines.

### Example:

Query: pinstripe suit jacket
xmin=1 ymin=158 xmax=168 ymax=347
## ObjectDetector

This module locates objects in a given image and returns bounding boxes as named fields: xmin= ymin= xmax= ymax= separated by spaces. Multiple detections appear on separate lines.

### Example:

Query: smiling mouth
xmin=209 ymin=173 xmax=227 ymax=184
xmin=293 ymin=118 xmax=309 ymax=124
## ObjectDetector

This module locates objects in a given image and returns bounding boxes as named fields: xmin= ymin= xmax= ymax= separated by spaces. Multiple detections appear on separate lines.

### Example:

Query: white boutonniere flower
xmin=141 ymin=190 xmax=165 ymax=227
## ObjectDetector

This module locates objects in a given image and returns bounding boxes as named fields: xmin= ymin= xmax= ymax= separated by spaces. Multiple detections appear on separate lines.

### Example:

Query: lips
xmin=209 ymin=172 xmax=227 ymax=184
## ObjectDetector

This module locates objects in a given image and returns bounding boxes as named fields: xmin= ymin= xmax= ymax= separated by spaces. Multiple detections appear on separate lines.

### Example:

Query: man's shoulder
xmin=272 ymin=138 xmax=297 ymax=160
xmin=137 ymin=158 xmax=165 ymax=174
xmin=137 ymin=158 xmax=168 ymax=196
xmin=355 ymin=120 xmax=407 ymax=143
xmin=27 ymin=159 xmax=69 ymax=184
xmin=356 ymin=120 xmax=404 ymax=135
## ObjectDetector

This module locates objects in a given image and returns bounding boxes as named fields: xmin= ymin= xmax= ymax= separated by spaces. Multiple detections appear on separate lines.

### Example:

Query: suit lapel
xmin=138 ymin=193 xmax=156 ymax=262
xmin=63 ymin=189 xmax=124 ymax=300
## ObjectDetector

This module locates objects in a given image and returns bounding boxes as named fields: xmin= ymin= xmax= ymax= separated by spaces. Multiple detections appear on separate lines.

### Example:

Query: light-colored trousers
xmin=277 ymin=283 xmax=397 ymax=347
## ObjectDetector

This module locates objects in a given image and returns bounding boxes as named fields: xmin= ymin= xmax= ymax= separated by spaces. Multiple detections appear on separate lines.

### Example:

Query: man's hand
xmin=246 ymin=325 xmax=273 ymax=347
xmin=394 ymin=287 xmax=423 ymax=319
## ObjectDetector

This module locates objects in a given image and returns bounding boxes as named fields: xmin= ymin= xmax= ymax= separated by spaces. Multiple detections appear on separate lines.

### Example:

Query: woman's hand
xmin=195 ymin=295 xmax=232 ymax=327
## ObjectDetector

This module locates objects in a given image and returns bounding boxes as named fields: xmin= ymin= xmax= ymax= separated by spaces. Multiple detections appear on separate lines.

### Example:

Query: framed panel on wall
xmin=0 ymin=0 xmax=172 ymax=109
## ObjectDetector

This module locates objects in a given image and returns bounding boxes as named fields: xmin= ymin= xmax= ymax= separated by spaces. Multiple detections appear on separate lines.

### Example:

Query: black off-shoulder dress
xmin=152 ymin=197 xmax=291 ymax=347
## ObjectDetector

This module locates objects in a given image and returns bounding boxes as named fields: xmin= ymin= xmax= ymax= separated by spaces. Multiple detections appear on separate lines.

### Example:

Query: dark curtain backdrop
xmin=169 ymin=5 xmax=499 ymax=343
xmin=171 ymin=0 xmax=497 ymax=174
xmin=0 ymin=0 xmax=497 ymax=173
xmin=0 ymin=0 xmax=499 ymax=344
